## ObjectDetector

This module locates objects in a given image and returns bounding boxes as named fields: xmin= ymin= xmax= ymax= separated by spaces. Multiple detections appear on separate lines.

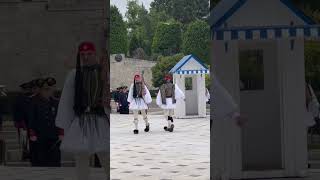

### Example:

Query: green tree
xmin=182 ymin=20 xmax=210 ymax=64
xmin=151 ymin=53 xmax=185 ymax=87
xmin=126 ymin=1 xmax=153 ymax=56
xmin=210 ymin=0 xmax=221 ymax=10
xmin=305 ymin=41 xmax=320 ymax=92
xmin=136 ymin=6 xmax=153 ymax=56
xmin=290 ymin=0 xmax=320 ymax=23
xmin=128 ymin=32 xmax=145 ymax=56
xmin=152 ymin=22 xmax=182 ymax=56
xmin=126 ymin=0 xmax=142 ymax=32
xmin=110 ymin=6 xmax=128 ymax=54
xmin=150 ymin=0 xmax=209 ymax=24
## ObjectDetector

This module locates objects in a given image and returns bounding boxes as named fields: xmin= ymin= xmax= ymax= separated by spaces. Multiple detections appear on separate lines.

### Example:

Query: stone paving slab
xmin=5 ymin=113 xmax=320 ymax=179
xmin=110 ymin=114 xmax=210 ymax=180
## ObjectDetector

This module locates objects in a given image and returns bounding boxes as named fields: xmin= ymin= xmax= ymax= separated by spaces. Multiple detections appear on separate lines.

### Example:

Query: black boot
xmin=133 ymin=129 xmax=139 ymax=134
xmin=164 ymin=126 xmax=168 ymax=131
xmin=144 ymin=123 xmax=150 ymax=132
xmin=168 ymin=124 xmax=174 ymax=132
xmin=167 ymin=116 xmax=174 ymax=132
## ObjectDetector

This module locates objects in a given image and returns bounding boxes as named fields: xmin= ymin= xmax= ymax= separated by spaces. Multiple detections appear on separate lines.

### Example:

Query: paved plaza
xmin=110 ymin=114 xmax=210 ymax=180
xmin=3 ymin=113 xmax=320 ymax=179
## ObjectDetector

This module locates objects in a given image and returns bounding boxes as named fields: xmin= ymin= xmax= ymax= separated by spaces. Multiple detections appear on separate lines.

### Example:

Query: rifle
xmin=141 ymin=70 xmax=147 ymax=88
xmin=141 ymin=70 xmax=149 ymax=113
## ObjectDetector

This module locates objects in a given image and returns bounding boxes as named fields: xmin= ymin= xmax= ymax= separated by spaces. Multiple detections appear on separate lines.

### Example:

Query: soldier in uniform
xmin=127 ymin=74 xmax=152 ymax=134
xmin=26 ymin=79 xmax=42 ymax=165
xmin=118 ymin=86 xmax=129 ymax=114
xmin=114 ymin=87 xmax=120 ymax=112
xmin=156 ymin=74 xmax=185 ymax=132
xmin=13 ymin=82 xmax=33 ymax=128
xmin=13 ymin=81 xmax=35 ymax=161
xmin=28 ymin=78 xmax=63 ymax=167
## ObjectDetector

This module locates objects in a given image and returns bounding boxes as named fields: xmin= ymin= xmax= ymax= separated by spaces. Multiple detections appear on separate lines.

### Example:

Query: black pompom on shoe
xmin=168 ymin=124 xmax=174 ymax=132
xmin=164 ymin=126 xmax=168 ymax=131
xmin=144 ymin=124 xmax=150 ymax=132
xmin=133 ymin=129 xmax=139 ymax=134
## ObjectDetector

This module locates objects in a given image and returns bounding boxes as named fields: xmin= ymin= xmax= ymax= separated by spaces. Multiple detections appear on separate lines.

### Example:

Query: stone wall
xmin=110 ymin=55 xmax=156 ymax=90
xmin=0 ymin=0 xmax=106 ymax=91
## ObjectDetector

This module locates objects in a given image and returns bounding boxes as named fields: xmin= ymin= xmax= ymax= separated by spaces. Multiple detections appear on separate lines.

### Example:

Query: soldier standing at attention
xmin=28 ymin=78 xmax=63 ymax=167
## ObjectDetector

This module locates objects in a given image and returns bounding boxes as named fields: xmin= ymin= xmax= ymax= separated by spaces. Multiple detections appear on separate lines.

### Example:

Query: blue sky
xmin=111 ymin=0 xmax=153 ymax=18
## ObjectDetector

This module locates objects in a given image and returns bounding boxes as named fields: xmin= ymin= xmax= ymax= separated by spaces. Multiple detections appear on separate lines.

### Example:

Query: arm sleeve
xmin=175 ymin=84 xmax=185 ymax=100
xmin=127 ymin=84 xmax=134 ymax=103
xmin=143 ymin=86 xmax=152 ymax=104
xmin=212 ymin=77 xmax=239 ymax=120
xmin=55 ymin=70 xmax=76 ymax=130
xmin=156 ymin=90 xmax=162 ymax=106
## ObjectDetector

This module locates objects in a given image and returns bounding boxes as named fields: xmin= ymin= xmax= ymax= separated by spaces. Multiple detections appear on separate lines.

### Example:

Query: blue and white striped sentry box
xmin=175 ymin=70 xmax=210 ymax=75
xmin=170 ymin=54 xmax=209 ymax=75
xmin=212 ymin=25 xmax=320 ymax=41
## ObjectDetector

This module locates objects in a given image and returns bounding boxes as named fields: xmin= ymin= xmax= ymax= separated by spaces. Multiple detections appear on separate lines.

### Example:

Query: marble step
xmin=5 ymin=161 xmax=76 ymax=167
xmin=6 ymin=149 xmax=75 ymax=162
xmin=3 ymin=140 xmax=20 ymax=150
xmin=309 ymin=160 xmax=320 ymax=169
xmin=309 ymin=150 xmax=320 ymax=160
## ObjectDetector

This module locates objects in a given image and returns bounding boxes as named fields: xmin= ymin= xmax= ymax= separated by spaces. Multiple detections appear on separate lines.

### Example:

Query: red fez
xmin=79 ymin=42 xmax=96 ymax=53
xmin=134 ymin=74 xmax=141 ymax=81
xmin=164 ymin=74 xmax=172 ymax=81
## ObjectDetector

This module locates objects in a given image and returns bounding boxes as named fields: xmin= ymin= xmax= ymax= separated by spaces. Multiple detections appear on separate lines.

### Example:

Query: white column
xmin=197 ymin=73 xmax=206 ymax=117
xmin=174 ymin=74 xmax=186 ymax=118
xmin=211 ymin=40 xmax=242 ymax=179
xmin=277 ymin=39 xmax=307 ymax=176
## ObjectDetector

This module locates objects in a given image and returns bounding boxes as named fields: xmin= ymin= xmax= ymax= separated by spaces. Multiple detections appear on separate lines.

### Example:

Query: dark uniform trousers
xmin=118 ymin=92 xmax=129 ymax=114
xmin=30 ymin=138 xmax=61 ymax=167
xmin=28 ymin=96 xmax=63 ymax=167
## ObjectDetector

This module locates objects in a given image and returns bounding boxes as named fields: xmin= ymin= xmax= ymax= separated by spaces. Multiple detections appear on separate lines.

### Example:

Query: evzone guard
xmin=156 ymin=74 xmax=185 ymax=132
xmin=55 ymin=42 xmax=109 ymax=180
xmin=127 ymin=74 xmax=152 ymax=134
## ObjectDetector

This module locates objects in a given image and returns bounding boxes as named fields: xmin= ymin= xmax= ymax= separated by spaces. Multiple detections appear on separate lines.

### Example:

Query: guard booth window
xmin=239 ymin=49 xmax=264 ymax=91
xmin=185 ymin=77 xmax=193 ymax=90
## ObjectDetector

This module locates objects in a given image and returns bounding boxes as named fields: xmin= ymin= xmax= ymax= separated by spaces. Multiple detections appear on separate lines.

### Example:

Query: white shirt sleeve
xmin=175 ymin=84 xmax=185 ymax=100
xmin=156 ymin=90 xmax=162 ymax=106
xmin=55 ymin=70 xmax=76 ymax=130
xmin=212 ymin=77 xmax=239 ymax=120
xmin=143 ymin=85 xmax=152 ymax=104
xmin=127 ymin=84 xmax=134 ymax=103
xmin=307 ymin=84 xmax=320 ymax=118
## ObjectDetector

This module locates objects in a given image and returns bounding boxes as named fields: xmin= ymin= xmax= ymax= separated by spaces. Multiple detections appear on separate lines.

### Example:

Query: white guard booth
xmin=210 ymin=0 xmax=320 ymax=179
xmin=170 ymin=54 xmax=209 ymax=118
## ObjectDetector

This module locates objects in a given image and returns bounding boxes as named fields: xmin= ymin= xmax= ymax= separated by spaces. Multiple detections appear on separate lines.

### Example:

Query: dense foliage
xmin=110 ymin=6 xmax=128 ymax=54
xmin=182 ymin=20 xmax=210 ymax=64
